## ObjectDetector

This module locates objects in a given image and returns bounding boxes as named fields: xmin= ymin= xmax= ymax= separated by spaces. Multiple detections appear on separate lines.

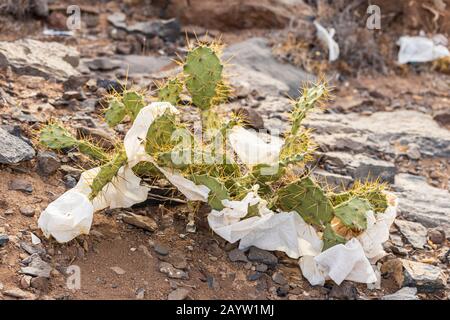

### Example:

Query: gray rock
xmin=122 ymin=213 xmax=158 ymax=232
xmin=247 ymin=272 xmax=263 ymax=281
xmin=2 ymin=288 xmax=35 ymax=300
xmin=304 ymin=110 xmax=450 ymax=159
xmin=30 ymin=277 xmax=49 ymax=292
xmin=8 ymin=179 xmax=33 ymax=193
xmin=276 ymin=285 xmax=289 ymax=297
xmin=168 ymin=288 xmax=190 ymax=300
xmin=247 ymin=247 xmax=278 ymax=267
xmin=114 ymin=54 xmax=172 ymax=75
xmin=85 ymin=58 xmax=121 ymax=72
xmin=37 ymin=151 xmax=60 ymax=176
xmin=20 ymin=255 xmax=52 ymax=278
xmin=20 ymin=243 xmax=45 ymax=256
xmin=19 ymin=206 xmax=35 ymax=217
xmin=401 ymin=259 xmax=447 ymax=292
xmin=31 ymin=0 xmax=49 ymax=18
xmin=159 ymin=262 xmax=188 ymax=280
xmin=64 ymin=175 xmax=77 ymax=189
xmin=323 ymin=151 xmax=396 ymax=183
xmin=136 ymin=288 xmax=145 ymax=299
xmin=0 ymin=234 xmax=9 ymax=247
xmin=224 ymin=38 xmax=314 ymax=97
xmin=394 ymin=219 xmax=427 ymax=249
xmin=0 ymin=39 xmax=79 ymax=81
xmin=255 ymin=264 xmax=268 ymax=273
xmin=154 ymin=243 xmax=169 ymax=256
xmin=235 ymin=107 xmax=265 ymax=130
xmin=393 ymin=174 xmax=450 ymax=236
xmin=228 ymin=248 xmax=248 ymax=263
xmin=328 ymin=282 xmax=358 ymax=300
xmin=382 ymin=287 xmax=419 ymax=300
xmin=272 ymin=272 xmax=287 ymax=286
xmin=427 ymin=228 xmax=446 ymax=245
xmin=0 ymin=128 xmax=35 ymax=164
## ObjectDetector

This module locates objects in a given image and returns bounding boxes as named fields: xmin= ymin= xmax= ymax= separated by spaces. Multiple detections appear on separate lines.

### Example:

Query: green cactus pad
xmin=184 ymin=46 xmax=223 ymax=110
xmin=39 ymin=124 xmax=78 ymax=150
xmin=158 ymin=78 xmax=183 ymax=105
xmin=190 ymin=174 xmax=229 ymax=210
xmin=105 ymin=100 xmax=126 ymax=127
xmin=89 ymin=151 xmax=127 ymax=200
xmin=276 ymin=177 xmax=334 ymax=227
xmin=145 ymin=109 xmax=178 ymax=155
xmin=131 ymin=161 xmax=161 ymax=178
xmin=123 ymin=91 xmax=145 ymax=120
xmin=322 ymin=223 xmax=346 ymax=251
xmin=334 ymin=197 xmax=371 ymax=231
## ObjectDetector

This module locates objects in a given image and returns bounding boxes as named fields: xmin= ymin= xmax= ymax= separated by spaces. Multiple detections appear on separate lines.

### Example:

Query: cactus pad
xmin=158 ymin=77 xmax=183 ymax=105
xmin=334 ymin=197 xmax=371 ymax=231
xmin=105 ymin=100 xmax=126 ymax=127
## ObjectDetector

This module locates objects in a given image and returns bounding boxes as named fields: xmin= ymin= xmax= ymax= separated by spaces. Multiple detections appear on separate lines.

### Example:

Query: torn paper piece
xmin=157 ymin=166 xmax=210 ymax=202
xmin=228 ymin=126 xmax=283 ymax=166
xmin=314 ymin=238 xmax=377 ymax=285
xmin=124 ymin=102 xmax=179 ymax=166
xmin=397 ymin=36 xmax=450 ymax=64
xmin=357 ymin=195 xmax=397 ymax=263
xmin=239 ymin=212 xmax=323 ymax=259
xmin=74 ymin=165 xmax=150 ymax=211
xmin=314 ymin=21 xmax=340 ymax=61
xmin=38 ymin=190 xmax=94 ymax=243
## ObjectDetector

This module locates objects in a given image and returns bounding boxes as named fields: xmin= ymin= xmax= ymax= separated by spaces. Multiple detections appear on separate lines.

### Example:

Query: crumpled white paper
xmin=39 ymin=164 xmax=149 ymax=243
xmin=38 ymin=190 xmax=94 ymax=243
xmin=207 ymin=190 xmax=323 ymax=259
xmin=314 ymin=21 xmax=340 ymax=62
xmin=299 ymin=194 xmax=397 ymax=286
xmin=397 ymin=35 xmax=450 ymax=64
xmin=228 ymin=126 xmax=283 ymax=166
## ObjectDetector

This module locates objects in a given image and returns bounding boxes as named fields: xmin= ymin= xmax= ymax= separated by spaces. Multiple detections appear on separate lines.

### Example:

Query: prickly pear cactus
xmin=190 ymin=174 xmax=230 ymax=210
xmin=40 ymin=123 xmax=109 ymax=162
xmin=39 ymin=123 xmax=78 ymax=150
xmin=145 ymin=109 xmax=178 ymax=156
xmin=158 ymin=77 xmax=183 ymax=105
xmin=123 ymin=91 xmax=145 ymax=120
xmin=105 ymin=99 xmax=126 ymax=127
xmin=276 ymin=177 xmax=334 ymax=227
xmin=322 ymin=223 xmax=346 ymax=251
xmin=89 ymin=151 xmax=127 ymax=200
xmin=334 ymin=197 xmax=371 ymax=231
xmin=184 ymin=45 xmax=223 ymax=110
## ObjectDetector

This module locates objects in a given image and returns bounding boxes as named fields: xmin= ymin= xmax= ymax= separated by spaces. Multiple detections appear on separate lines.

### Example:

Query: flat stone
xmin=382 ymin=287 xmax=419 ymax=300
xmin=0 ymin=234 xmax=9 ymax=247
xmin=255 ymin=264 xmax=268 ymax=273
xmin=0 ymin=128 xmax=35 ymax=164
xmin=224 ymin=38 xmax=314 ymax=97
xmin=393 ymin=174 xmax=450 ymax=236
xmin=20 ymin=255 xmax=52 ymax=278
xmin=19 ymin=206 xmax=35 ymax=217
xmin=154 ymin=243 xmax=169 ymax=256
xmin=247 ymin=247 xmax=278 ymax=267
xmin=394 ymin=219 xmax=427 ymax=249
xmin=122 ymin=213 xmax=158 ymax=232
xmin=3 ymin=288 xmax=35 ymax=300
xmin=110 ymin=266 xmax=126 ymax=275
xmin=329 ymin=282 xmax=358 ymax=300
xmin=168 ymin=288 xmax=190 ymax=300
xmin=159 ymin=262 xmax=189 ymax=280
xmin=228 ymin=248 xmax=248 ymax=263
xmin=114 ymin=54 xmax=172 ymax=76
xmin=8 ymin=179 xmax=33 ymax=193
xmin=247 ymin=272 xmax=263 ymax=281
xmin=37 ymin=151 xmax=61 ymax=176
xmin=0 ymin=39 xmax=79 ymax=81
xmin=272 ymin=272 xmax=288 ymax=286
xmin=401 ymin=259 xmax=448 ymax=292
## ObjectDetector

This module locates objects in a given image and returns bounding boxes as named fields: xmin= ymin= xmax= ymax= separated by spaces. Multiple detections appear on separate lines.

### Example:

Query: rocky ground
xmin=0 ymin=0 xmax=449 ymax=300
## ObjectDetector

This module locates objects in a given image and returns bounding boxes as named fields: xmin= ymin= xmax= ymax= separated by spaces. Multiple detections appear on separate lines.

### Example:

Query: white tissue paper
xmin=397 ymin=35 xmax=450 ymax=64
xmin=207 ymin=190 xmax=323 ymax=259
xmin=228 ymin=126 xmax=283 ymax=166
xmin=314 ymin=21 xmax=340 ymax=62
xmin=38 ymin=190 xmax=94 ymax=243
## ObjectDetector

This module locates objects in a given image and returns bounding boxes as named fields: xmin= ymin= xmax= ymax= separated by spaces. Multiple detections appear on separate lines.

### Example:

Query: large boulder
xmin=0 ymin=39 xmax=80 ymax=81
